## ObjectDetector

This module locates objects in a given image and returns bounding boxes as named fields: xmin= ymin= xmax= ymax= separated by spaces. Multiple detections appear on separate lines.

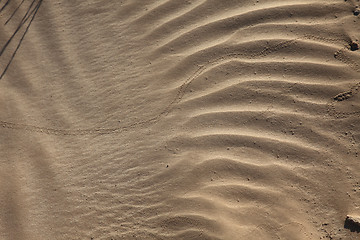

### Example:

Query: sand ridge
xmin=0 ymin=33 xmax=359 ymax=135
xmin=1 ymin=0 xmax=360 ymax=239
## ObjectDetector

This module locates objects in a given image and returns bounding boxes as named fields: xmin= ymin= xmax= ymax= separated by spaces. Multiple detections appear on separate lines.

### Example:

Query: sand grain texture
xmin=1 ymin=0 xmax=360 ymax=239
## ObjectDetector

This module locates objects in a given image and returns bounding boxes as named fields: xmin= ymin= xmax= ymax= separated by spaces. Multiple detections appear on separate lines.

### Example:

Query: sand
xmin=0 ymin=0 xmax=360 ymax=239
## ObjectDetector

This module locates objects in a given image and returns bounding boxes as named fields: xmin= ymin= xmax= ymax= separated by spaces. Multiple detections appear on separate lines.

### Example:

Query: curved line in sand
xmin=0 ymin=33 xmax=358 ymax=135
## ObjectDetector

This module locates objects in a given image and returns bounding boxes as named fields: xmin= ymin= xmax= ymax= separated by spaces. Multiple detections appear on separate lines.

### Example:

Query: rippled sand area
xmin=1 ymin=0 xmax=360 ymax=239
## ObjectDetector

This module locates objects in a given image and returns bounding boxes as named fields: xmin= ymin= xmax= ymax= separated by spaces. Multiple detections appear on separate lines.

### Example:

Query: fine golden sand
xmin=1 ymin=0 xmax=360 ymax=239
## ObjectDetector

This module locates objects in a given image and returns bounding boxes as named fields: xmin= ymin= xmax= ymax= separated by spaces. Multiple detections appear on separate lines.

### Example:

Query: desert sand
xmin=1 ymin=0 xmax=360 ymax=239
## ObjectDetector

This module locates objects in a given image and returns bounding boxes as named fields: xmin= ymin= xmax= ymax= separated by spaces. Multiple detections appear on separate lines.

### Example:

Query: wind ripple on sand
xmin=138 ymin=0 xmax=360 ymax=239
xmin=1 ymin=0 xmax=360 ymax=239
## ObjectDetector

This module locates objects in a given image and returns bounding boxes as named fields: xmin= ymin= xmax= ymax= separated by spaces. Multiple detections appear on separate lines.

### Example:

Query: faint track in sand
xmin=0 ymin=33 xmax=359 ymax=135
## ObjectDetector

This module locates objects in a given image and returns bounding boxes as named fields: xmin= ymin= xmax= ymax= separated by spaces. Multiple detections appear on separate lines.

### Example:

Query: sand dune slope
xmin=1 ymin=0 xmax=360 ymax=239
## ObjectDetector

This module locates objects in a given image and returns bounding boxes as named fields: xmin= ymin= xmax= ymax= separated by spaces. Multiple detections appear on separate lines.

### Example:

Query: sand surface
xmin=1 ymin=0 xmax=360 ymax=239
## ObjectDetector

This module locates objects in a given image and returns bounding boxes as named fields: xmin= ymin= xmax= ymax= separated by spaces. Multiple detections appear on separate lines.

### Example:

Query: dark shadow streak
xmin=0 ymin=0 xmax=42 ymax=80
xmin=5 ymin=0 xmax=26 ymax=25
xmin=1 ymin=0 xmax=38 ymax=56
xmin=0 ymin=0 xmax=11 ymax=13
